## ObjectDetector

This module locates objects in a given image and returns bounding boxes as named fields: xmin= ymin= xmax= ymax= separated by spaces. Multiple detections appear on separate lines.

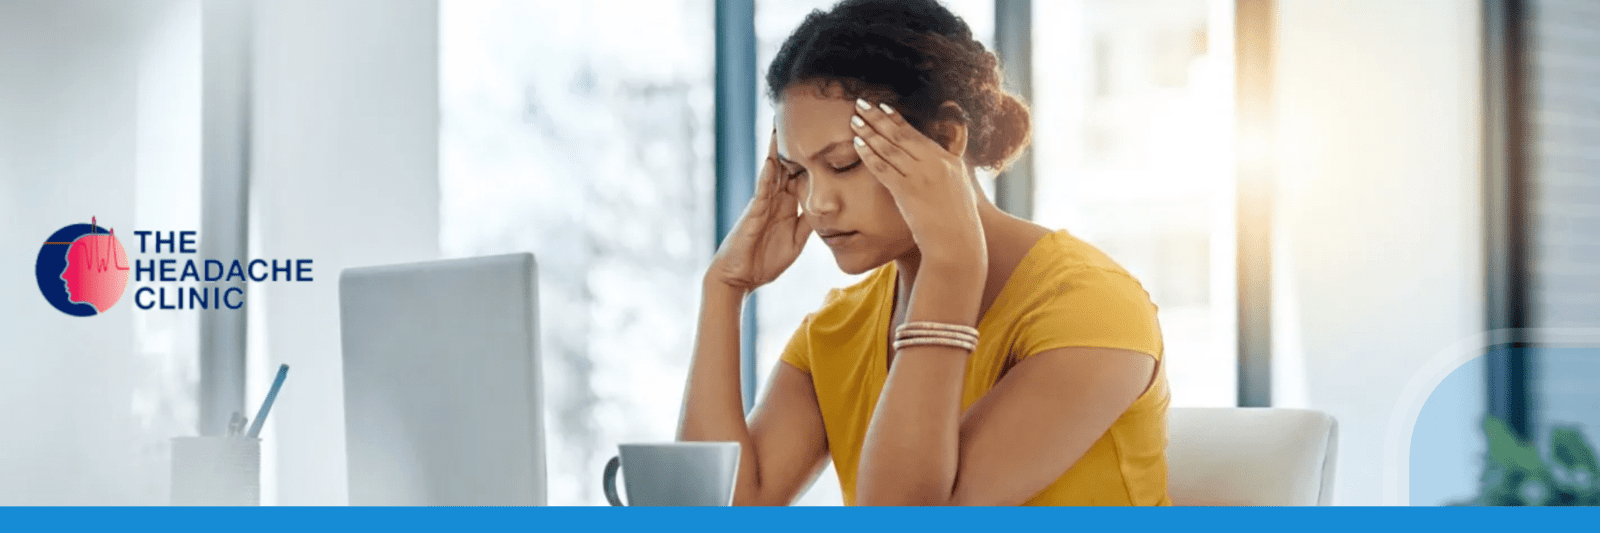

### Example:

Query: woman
xmin=678 ymin=0 xmax=1169 ymax=506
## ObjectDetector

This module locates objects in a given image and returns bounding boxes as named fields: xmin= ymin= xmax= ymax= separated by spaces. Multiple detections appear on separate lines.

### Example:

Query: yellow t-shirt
xmin=779 ymin=229 xmax=1171 ymax=506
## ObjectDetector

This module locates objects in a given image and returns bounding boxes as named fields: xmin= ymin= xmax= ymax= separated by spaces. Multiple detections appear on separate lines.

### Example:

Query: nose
xmin=801 ymin=174 xmax=841 ymax=218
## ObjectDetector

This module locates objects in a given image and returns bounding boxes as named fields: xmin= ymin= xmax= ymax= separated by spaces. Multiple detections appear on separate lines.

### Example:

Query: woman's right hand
xmin=705 ymin=128 xmax=813 ymax=294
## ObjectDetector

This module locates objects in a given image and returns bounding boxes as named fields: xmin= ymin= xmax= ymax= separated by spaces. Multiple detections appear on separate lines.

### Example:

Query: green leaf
xmin=1485 ymin=417 xmax=1545 ymax=472
xmin=1481 ymin=485 xmax=1527 ymax=506
xmin=1551 ymin=426 xmax=1600 ymax=476
xmin=1582 ymin=488 xmax=1600 ymax=506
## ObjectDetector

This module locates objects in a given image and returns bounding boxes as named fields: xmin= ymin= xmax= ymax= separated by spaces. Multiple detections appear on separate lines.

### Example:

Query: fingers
xmin=791 ymin=209 xmax=813 ymax=245
xmin=852 ymin=114 xmax=916 ymax=170
xmin=767 ymin=126 xmax=779 ymax=162
xmin=753 ymin=158 xmax=778 ymax=200
xmin=853 ymin=133 xmax=906 ymax=183
xmin=852 ymin=98 xmax=941 ymax=156
xmin=755 ymin=130 xmax=785 ymax=199
xmin=761 ymin=158 xmax=802 ymax=219
xmin=851 ymin=98 xmax=943 ymax=186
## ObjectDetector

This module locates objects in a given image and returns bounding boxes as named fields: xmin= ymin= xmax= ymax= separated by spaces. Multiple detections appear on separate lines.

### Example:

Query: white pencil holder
xmin=170 ymin=436 xmax=261 ymax=506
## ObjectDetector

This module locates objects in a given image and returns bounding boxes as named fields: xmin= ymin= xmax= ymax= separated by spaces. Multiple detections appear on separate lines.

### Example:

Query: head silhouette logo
xmin=35 ymin=217 xmax=131 ymax=317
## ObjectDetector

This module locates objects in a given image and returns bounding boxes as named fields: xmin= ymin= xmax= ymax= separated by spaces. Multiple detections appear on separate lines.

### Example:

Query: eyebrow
xmin=777 ymin=140 xmax=852 ymax=166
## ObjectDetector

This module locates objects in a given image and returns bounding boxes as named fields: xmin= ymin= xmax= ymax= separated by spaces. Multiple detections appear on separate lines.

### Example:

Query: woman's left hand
xmin=849 ymin=98 xmax=985 ymax=264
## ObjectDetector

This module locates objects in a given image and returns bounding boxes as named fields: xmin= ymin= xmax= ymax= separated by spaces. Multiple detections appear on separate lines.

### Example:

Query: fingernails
xmin=879 ymin=103 xmax=895 ymax=115
xmin=850 ymin=115 xmax=864 ymax=128
xmin=853 ymin=136 xmax=865 ymax=147
xmin=856 ymin=98 xmax=871 ymax=111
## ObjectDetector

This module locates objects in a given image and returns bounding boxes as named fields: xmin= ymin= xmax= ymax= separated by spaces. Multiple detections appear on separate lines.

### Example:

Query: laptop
xmin=338 ymin=253 xmax=545 ymax=505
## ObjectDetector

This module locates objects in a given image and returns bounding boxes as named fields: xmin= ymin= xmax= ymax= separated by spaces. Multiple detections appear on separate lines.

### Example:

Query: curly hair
xmin=765 ymin=0 xmax=1032 ymax=174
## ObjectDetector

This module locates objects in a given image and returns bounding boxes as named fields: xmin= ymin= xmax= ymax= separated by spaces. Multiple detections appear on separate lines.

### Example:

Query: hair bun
xmin=972 ymin=91 xmax=1031 ymax=174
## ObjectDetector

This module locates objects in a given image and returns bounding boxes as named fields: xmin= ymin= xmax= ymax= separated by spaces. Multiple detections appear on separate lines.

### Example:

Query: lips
xmin=819 ymin=230 xmax=857 ymax=246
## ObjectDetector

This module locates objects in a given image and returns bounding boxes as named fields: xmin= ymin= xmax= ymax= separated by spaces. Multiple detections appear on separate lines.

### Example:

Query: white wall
xmin=0 ymin=0 xmax=198 ymax=505
xmin=249 ymin=0 xmax=440 ymax=505
xmin=1272 ymin=1 xmax=1485 ymax=505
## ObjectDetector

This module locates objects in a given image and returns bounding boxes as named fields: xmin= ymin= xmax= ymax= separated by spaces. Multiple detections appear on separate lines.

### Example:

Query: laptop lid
xmin=338 ymin=252 xmax=544 ymax=505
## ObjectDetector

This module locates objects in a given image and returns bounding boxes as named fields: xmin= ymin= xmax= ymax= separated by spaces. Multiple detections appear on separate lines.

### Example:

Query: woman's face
xmin=775 ymin=85 xmax=917 ymax=275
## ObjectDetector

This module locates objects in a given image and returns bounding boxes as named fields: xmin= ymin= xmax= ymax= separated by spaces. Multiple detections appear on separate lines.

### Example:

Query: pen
xmin=246 ymin=364 xmax=290 ymax=439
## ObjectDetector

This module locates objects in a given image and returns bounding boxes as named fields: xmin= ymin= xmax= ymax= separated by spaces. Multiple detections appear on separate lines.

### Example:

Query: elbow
xmin=856 ymin=493 xmax=952 ymax=507
xmin=731 ymin=485 xmax=793 ymax=507
xmin=731 ymin=494 xmax=778 ymax=507
xmin=854 ymin=479 xmax=954 ymax=507
xmin=730 ymin=486 xmax=764 ymax=506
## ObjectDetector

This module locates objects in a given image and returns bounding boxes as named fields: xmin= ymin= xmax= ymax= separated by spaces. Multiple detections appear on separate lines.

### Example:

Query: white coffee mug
xmin=602 ymin=442 xmax=740 ymax=506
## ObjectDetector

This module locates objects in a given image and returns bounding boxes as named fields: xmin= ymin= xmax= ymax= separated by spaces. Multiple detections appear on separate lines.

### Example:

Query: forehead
xmin=775 ymin=85 xmax=857 ymax=161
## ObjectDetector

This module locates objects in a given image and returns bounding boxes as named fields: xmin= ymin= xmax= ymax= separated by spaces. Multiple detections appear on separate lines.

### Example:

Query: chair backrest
xmin=1166 ymin=407 xmax=1338 ymax=506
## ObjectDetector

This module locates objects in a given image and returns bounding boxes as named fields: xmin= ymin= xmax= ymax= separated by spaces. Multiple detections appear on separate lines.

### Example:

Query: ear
xmin=930 ymin=101 xmax=970 ymax=159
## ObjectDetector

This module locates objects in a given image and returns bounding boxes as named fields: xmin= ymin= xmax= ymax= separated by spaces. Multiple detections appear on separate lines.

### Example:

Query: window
xmin=440 ymin=0 xmax=715 ymax=506
xmin=1032 ymin=0 xmax=1237 ymax=406
xmin=1527 ymin=0 xmax=1600 ymax=464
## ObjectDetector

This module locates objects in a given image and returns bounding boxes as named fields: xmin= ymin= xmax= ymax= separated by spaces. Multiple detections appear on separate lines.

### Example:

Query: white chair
xmin=1166 ymin=407 xmax=1338 ymax=506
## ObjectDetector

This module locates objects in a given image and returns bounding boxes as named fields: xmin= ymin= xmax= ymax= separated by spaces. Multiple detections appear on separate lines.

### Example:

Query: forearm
xmin=676 ymin=279 xmax=764 ymax=501
xmin=856 ymin=258 xmax=985 ymax=506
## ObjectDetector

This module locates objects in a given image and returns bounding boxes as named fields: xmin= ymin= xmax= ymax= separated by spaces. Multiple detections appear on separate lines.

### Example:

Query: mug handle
xmin=602 ymin=455 xmax=625 ymax=506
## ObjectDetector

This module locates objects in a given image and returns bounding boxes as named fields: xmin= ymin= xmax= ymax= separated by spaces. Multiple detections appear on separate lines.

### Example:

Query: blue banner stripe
xmin=0 ymin=506 xmax=1595 ymax=533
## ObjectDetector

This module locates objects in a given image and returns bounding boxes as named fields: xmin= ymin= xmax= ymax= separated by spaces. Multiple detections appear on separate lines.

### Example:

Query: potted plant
xmin=1453 ymin=416 xmax=1600 ymax=505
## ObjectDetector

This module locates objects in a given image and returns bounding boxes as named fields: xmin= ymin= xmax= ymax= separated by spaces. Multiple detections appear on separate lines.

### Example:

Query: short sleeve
xmin=1014 ymin=268 xmax=1162 ymax=361
xmin=778 ymin=313 xmax=816 ymax=374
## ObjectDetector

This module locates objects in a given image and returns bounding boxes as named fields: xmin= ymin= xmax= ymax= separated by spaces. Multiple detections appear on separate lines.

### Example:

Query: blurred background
xmin=0 ymin=0 xmax=1595 ymax=506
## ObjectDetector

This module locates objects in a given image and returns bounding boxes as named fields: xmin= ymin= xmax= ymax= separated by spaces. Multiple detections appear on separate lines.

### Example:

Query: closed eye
xmin=786 ymin=161 xmax=859 ymax=179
